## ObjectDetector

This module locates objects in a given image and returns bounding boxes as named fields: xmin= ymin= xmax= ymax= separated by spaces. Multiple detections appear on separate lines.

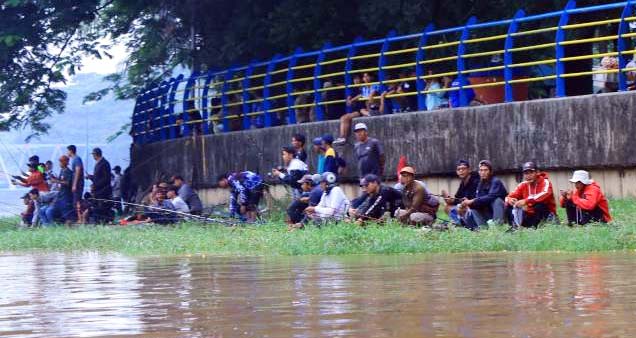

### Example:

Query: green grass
xmin=1 ymin=199 xmax=636 ymax=256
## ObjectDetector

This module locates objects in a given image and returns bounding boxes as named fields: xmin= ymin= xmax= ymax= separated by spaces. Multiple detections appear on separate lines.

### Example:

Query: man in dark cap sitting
xmin=460 ymin=160 xmax=508 ymax=230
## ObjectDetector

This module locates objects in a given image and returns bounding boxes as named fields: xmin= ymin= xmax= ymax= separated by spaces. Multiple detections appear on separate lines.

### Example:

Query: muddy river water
xmin=1 ymin=252 xmax=635 ymax=337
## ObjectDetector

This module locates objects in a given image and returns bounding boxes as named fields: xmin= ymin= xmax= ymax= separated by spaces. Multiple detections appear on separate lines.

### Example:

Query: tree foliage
xmin=0 ymin=0 xmax=615 ymax=135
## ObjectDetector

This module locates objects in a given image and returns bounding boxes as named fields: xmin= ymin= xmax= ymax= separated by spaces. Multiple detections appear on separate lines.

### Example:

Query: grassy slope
xmin=1 ymin=200 xmax=635 ymax=256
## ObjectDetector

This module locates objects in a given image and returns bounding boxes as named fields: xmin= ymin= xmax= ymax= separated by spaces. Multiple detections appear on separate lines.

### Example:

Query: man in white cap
xmin=560 ymin=170 xmax=611 ymax=225
xmin=353 ymin=122 xmax=385 ymax=178
xmin=304 ymin=172 xmax=349 ymax=225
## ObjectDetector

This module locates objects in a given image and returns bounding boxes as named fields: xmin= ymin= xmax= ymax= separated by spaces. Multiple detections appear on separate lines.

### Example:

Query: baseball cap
xmin=400 ymin=166 xmax=416 ymax=175
xmin=478 ymin=160 xmax=493 ymax=170
xmin=321 ymin=134 xmax=334 ymax=144
xmin=363 ymin=174 xmax=380 ymax=184
xmin=310 ymin=174 xmax=322 ymax=185
xmin=456 ymin=160 xmax=470 ymax=167
xmin=297 ymin=174 xmax=315 ymax=184
xmin=312 ymin=137 xmax=323 ymax=146
xmin=354 ymin=123 xmax=368 ymax=131
xmin=522 ymin=161 xmax=537 ymax=172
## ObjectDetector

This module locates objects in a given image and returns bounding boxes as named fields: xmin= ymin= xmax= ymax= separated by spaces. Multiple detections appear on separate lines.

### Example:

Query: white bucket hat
xmin=569 ymin=170 xmax=593 ymax=185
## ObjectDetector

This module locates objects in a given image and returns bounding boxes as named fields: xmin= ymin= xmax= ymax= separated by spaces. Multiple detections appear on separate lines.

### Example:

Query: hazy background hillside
xmin=0 ymin=73 xmax=133 ymax=215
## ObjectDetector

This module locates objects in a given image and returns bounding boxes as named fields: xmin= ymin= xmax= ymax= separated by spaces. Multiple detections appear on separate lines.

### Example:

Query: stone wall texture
xmin=131 ymin=92 xmax=636 ymax=190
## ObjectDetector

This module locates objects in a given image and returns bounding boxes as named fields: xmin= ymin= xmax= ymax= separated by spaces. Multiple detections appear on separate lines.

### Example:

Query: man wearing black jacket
xmin=460 ymin=160 xmax=507 ymax=230
xmin=442 ymin=160 xmax=480 ymax=224
xmin=87 ymin=148 xmax=114 ymax=223
xmin=351 ymin=174 xmax=402 ymax=225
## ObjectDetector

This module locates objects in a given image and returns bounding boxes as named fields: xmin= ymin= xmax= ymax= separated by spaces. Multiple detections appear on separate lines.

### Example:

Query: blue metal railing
xmin=132 ymin=1 xmax=636 ymax=144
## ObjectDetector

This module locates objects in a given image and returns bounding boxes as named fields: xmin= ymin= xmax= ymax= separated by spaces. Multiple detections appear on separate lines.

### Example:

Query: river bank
xmin=1 ymin=199 xmax=634 ymax=256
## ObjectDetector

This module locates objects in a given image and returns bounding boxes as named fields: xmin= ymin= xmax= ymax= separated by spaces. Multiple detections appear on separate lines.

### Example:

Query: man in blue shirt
xmin=67 ymin=145 xmax=84 ymax=223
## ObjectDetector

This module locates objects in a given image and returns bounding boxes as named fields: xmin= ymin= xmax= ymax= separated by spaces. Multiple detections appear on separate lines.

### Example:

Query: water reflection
xmin=1 ymin=253 xmax=636 ymax=337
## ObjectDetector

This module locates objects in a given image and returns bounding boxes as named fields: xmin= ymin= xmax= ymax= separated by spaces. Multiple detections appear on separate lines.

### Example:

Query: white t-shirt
xmin=314 ymin=186 xmax=349 ymax=220
xmin=171 ymin=196 xmax=190 ymax=213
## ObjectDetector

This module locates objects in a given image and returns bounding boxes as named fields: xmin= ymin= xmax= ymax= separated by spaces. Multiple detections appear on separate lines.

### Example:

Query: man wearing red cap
xmin=394 ymin=166 xmax=437 ymax=226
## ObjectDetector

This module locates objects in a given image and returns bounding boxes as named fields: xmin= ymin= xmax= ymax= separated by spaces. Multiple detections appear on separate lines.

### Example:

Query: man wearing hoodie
xmin=505 ymin=162 xmax=557 ymax=228
xmin=461 ymin=160 xmax=508 ymax=230
xmin=560 ymin=170 xmax=612 ymax=225
xmin=441 ymin=160 xmax=480 ymax=225
xmin=304 ymin=172 xmax=349 ymax=224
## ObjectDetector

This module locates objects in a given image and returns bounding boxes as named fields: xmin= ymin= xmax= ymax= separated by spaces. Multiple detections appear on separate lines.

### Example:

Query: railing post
xmin=504 ymin=10 xmax=526 ymax=103
xmin=139 ymin=87 xmax=151 ymax=145
xmin=416 ymin=24 xmax=434 ymax=111
xmin=200 ymin=69 xmax=216 ymax=135
xmin=618 ymin=0 xmax=634 ymax=92
xmin=147 ymin=86 xmax=159 ymax=144
xmin=159 ymin=80 xmax=170 ymax=141
xmin=344 ymin=37 xmax=364 ymax=114
xmin=262 ymin=54 xmax=282 ymax=128
xmin=313 ymin=43 xmax=331 ymax=122
xmin=555 ymin=0 xmax=577 ymax=97
xmin=220 ymin=68 xmax=236 ymax=133
xmin=286 ymin=48 xmax=302 ymax=124
xmin=457 ymin=16 xmax=478 ymax=107
xmin=167 ymin=74 xmax=184 ymax=140
xmin=182 ymin=71 xmax=200 ymax=137
xmin=242 ymin=62 xmax=256 ymax=130
xmin=378 ymin=31 xmax=396 ymax=89
xmin=132 ymin=94 xmax=142 ymax=144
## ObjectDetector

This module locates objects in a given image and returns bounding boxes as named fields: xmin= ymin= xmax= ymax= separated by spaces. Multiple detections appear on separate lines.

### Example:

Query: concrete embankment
xmin=131 ymin=91 xmax=636 ymax=204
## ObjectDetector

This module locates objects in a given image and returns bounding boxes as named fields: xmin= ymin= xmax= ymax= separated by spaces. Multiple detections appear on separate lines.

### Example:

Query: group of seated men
xmin=216 ymin=150 xmax=612 ymax=230
xmin=122 ymin=175 xmax=204 ymax=225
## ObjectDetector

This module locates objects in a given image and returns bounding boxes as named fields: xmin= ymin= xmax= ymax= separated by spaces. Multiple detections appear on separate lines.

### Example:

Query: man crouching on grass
xmin=560 ymin=170 xmax=612 ymax=225
xmin=505 ymin=162 xmax=557 ymax=229
xmin=297 ymin=172 xmax=349 ymax=229
xmin=394 ymin=167 xmax=438 ymax=227
xmin=350 ymin=174 xmax=402 ymax=226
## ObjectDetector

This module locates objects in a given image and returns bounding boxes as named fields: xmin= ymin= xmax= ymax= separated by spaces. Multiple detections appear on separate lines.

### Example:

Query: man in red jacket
xmin=560 ymin=170 xmax=612 ymax=225
xmin=505 ymin=162 xmax=557 ymax=228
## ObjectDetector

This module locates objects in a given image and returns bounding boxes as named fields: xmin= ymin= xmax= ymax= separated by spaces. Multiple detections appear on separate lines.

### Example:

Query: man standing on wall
xmin=353 ymin=123 xmax=385 ymax=178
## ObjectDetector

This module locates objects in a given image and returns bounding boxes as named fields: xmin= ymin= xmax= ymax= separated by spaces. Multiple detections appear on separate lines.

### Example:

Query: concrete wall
xmin=131 ymin=91 xmax=636 ymax=199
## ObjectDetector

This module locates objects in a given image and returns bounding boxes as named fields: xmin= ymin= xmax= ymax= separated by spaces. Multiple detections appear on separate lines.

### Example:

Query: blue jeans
xmin=39 ymin=197 xmax=75 ymax=226
xmin=463 ymin=198 xmax=505 ymax=230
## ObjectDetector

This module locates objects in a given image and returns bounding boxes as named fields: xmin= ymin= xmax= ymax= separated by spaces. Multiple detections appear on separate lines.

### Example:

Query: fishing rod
xmin=88 ymin=198 xmax=240 ymax=227
xmin=0 ymin=139 xmax=25 ymax=175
